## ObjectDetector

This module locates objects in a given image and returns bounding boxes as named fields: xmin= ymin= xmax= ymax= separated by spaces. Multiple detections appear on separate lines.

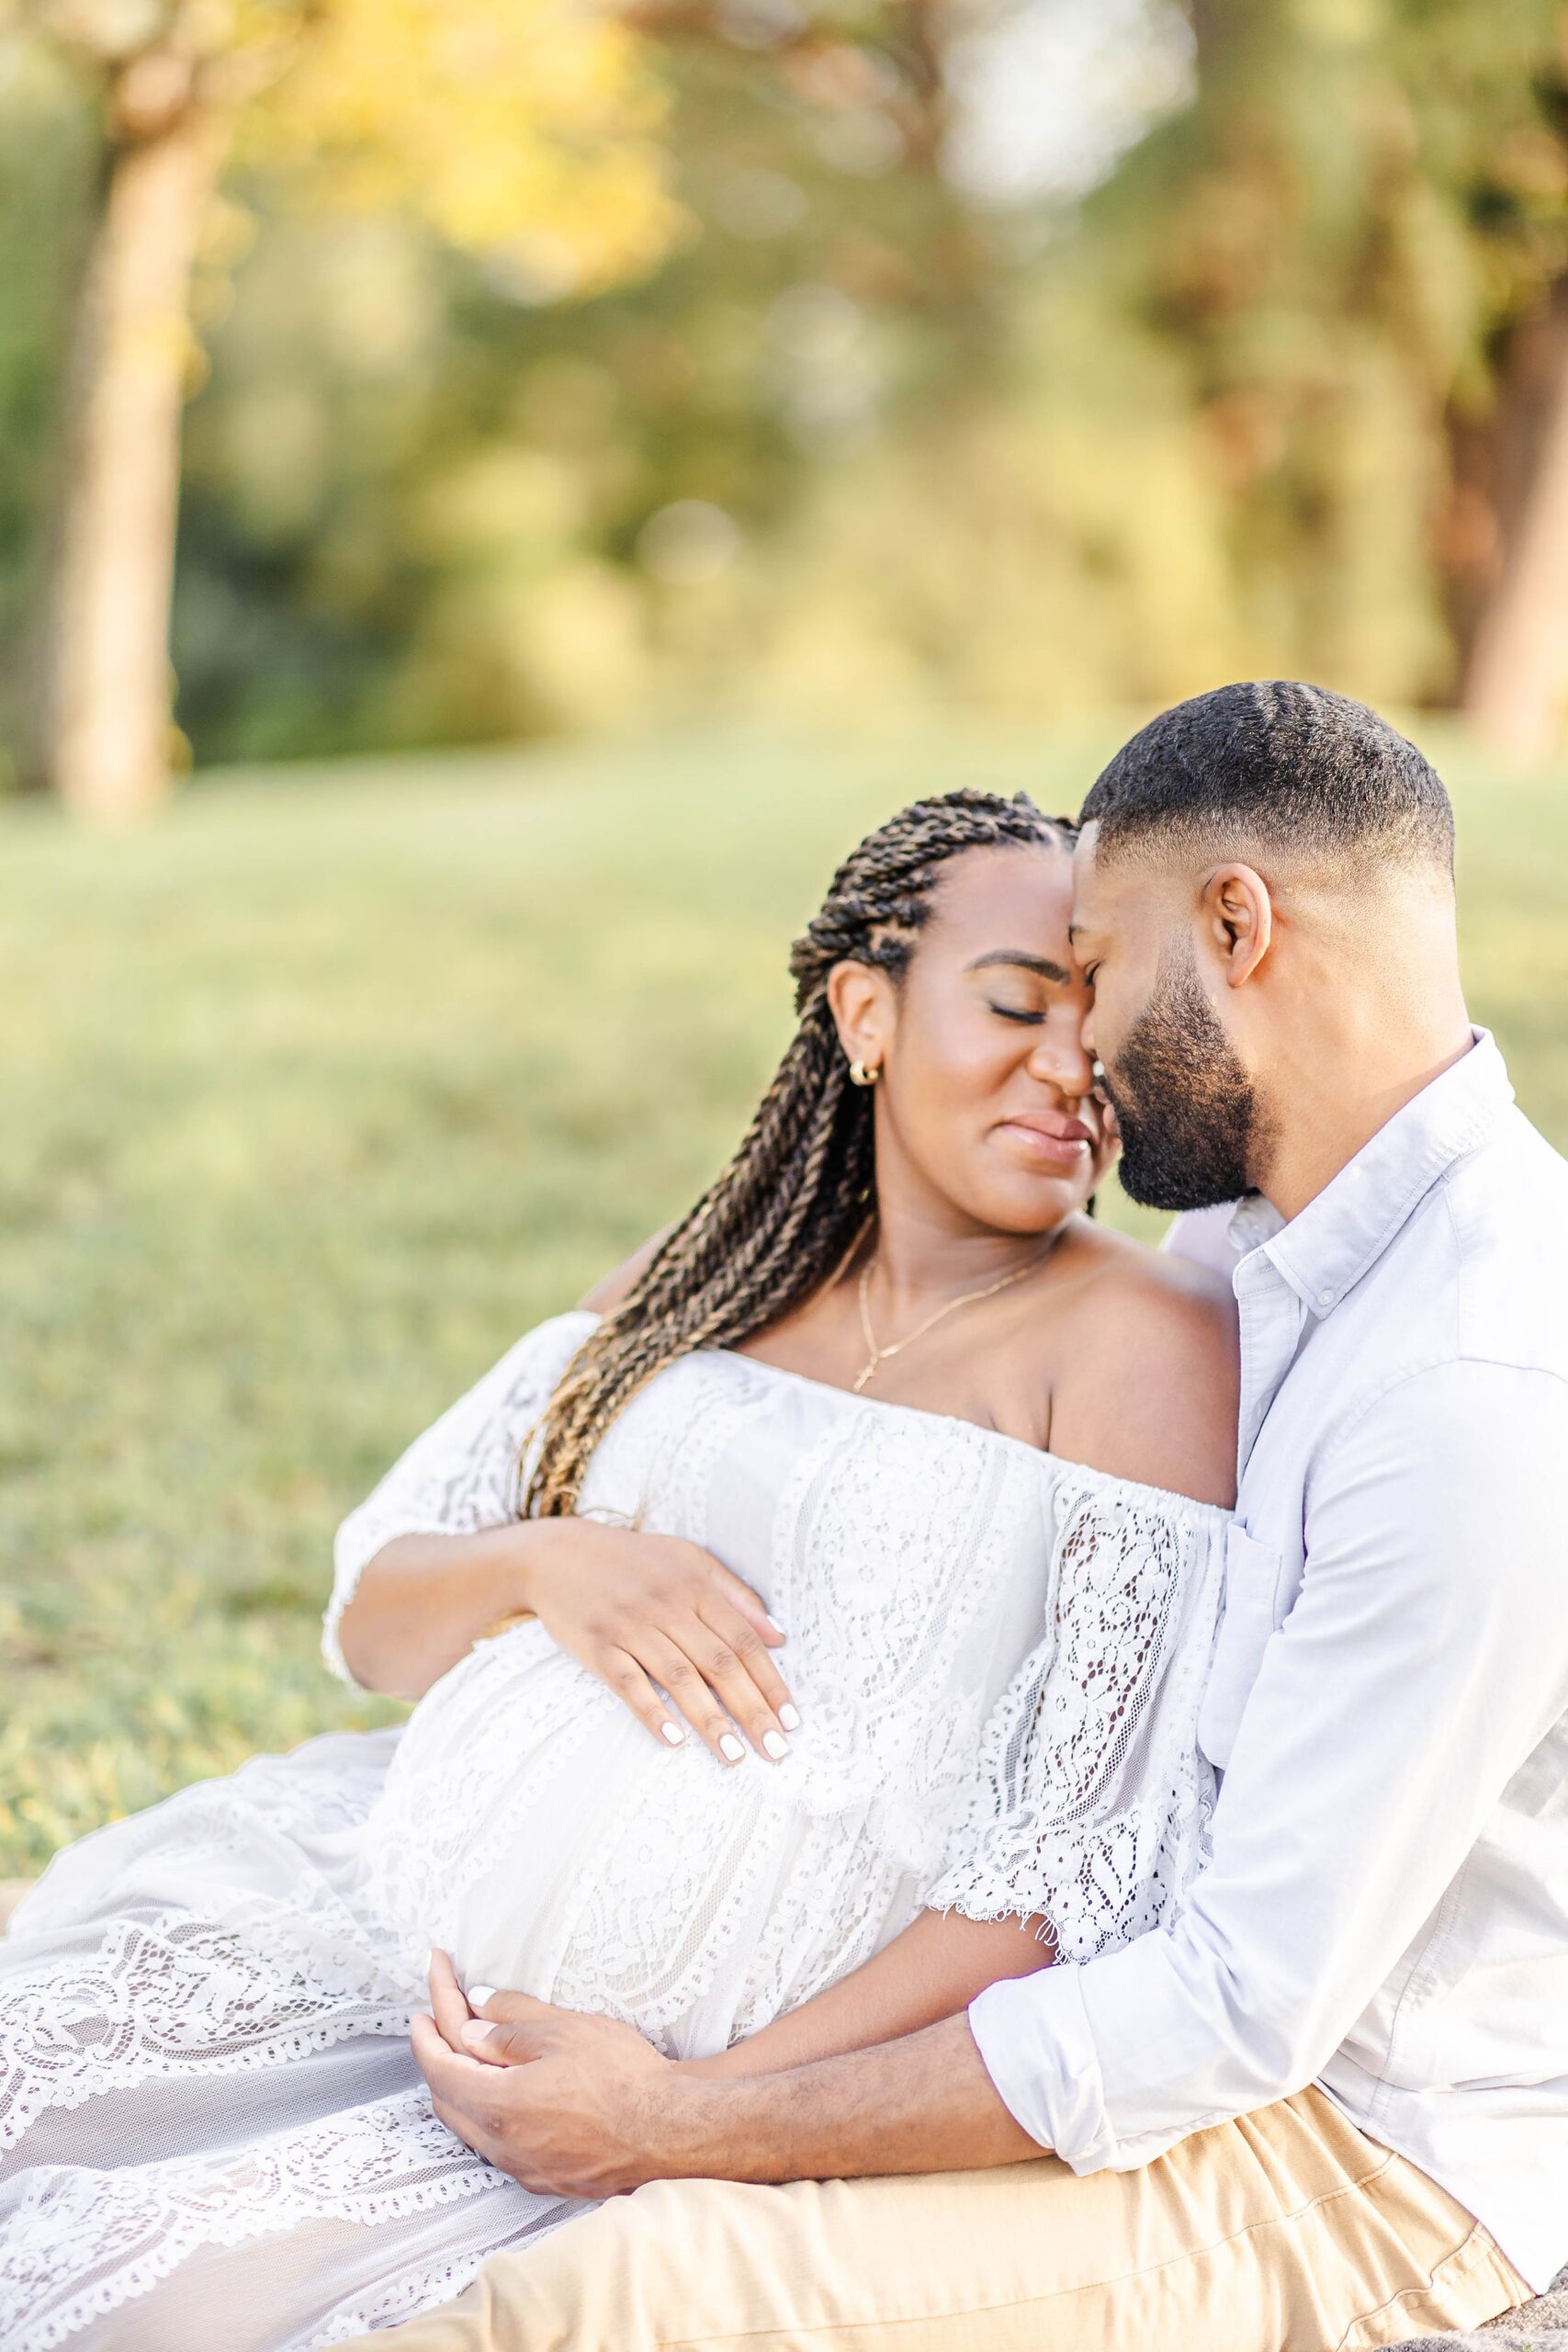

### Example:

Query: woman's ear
xmin=1201 ymin=865 xmax=1273 ymax=989
xmin=826 ymin=959 xmax=893 ymax=1079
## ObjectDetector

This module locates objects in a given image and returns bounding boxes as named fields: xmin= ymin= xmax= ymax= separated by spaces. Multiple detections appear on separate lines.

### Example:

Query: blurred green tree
xmin=18 ymin=0 xmax=676 ymax=821
xmin=167 ymin=0 xmax=1069 ymax=755
xmin=17 ymin=0 xmax=1568 ymax=781
xmin=1092 ymin=0 xmax=1568 ymax=748
xmin=1406 ymin=0 xmax=1568 ymax=756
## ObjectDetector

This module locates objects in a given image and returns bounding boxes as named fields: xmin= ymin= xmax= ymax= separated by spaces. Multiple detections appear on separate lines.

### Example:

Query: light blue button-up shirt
xmin=969 ymin=1033 xmax=1568 ymax=2290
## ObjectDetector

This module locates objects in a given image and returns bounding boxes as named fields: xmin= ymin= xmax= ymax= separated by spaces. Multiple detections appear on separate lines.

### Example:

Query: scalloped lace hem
xmin=2 ymin=2094 xmax=513 ymax=2352
xmin=1 ymin=1905 xmax=420 ymax=2157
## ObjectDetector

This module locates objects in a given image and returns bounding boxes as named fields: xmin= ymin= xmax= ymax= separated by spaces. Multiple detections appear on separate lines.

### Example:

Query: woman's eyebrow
xmin=964 ymin=950 xmax=1071 ymax=984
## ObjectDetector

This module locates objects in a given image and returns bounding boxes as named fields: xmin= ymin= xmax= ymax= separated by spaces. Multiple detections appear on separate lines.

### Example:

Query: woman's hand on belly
xmin=512 ymin=1517 xmax=801 ymax=1767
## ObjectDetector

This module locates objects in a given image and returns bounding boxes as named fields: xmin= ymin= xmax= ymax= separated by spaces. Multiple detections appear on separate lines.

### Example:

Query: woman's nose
xmin=1027 ymin=1028 xmax=1095 ymax=1101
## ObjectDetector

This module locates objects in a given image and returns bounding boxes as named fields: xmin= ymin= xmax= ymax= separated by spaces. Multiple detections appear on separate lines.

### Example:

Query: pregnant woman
xmin=0 ymin=789 xmax=1237 ymax=2350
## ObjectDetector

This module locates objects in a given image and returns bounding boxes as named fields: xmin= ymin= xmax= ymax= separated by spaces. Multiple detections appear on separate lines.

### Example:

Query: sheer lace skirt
xmin=0 ymin=1334 xmax=1228 ymax=2350
xmin=0 ymin=1731 xmax=590 ymax=2352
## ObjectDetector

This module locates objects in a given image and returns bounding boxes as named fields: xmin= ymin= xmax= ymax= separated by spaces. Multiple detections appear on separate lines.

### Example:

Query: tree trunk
xmin=44 ymin=93 xmax=224 ymax=822
xmin=1462 ymin=282 xmax=1568 ymax=763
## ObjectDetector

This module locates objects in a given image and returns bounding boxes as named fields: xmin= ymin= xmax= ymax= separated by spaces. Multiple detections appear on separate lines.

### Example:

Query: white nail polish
xmin=765 ymin=1613 xmax=785 ymax=1636
xmin=778 ymin=1703 xmax=801 ymax=1732
xmin=417 ymin=1949 xmax=434 ymax=1978
xmin=762 ymin=1729 xmax=790 ymax=1760
xmin=461 ymin=2018 xmax=497 ymax=2048
xmin=719 ymin=1733 xmax=745 ymax=1762
xmin=660 ymin=1720 xmax=685 ymax=1746
xmin=466 ymin=1984 xmax=497 ymax=2010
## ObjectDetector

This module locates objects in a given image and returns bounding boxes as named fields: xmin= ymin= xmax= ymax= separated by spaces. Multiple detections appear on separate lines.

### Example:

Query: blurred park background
xmin=7 ymin=0 xmax=1568 ymax=1874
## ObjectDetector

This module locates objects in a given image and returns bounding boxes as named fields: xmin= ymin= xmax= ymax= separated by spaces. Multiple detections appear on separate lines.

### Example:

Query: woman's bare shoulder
xmin=1057 ymin=1216 xmax=1235 ymax=1320
xmin=1048 ymin=1224 xmax=1239 ymax=1507
xmin=578 ymin=1227 xmax=675 ymax=1315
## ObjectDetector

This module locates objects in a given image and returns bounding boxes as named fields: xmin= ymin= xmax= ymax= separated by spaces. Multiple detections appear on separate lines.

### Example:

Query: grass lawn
xmin=4 ymin=714 xmax=1566 ymax=1880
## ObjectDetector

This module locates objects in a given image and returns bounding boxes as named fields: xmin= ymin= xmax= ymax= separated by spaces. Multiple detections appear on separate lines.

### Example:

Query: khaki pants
xmin=358 ymin=2088 xmax=1529 ymax=2352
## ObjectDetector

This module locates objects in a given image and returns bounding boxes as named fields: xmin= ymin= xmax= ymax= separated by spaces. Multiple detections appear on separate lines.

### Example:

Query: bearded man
xmin=363 ymin=683 xmax=1568 ymax=2352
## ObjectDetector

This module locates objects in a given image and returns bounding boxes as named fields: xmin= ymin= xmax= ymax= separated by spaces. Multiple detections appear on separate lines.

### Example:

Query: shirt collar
xmin=1226 ymin=1192 xmax=1285 ymax=1256
xmin=1250 ymin=1029 xmax=1513 ymax=1319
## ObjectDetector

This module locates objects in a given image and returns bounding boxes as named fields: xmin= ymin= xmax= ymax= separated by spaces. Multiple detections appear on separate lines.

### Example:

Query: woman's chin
xmin=965 ymin=1174 xmax=1095 ymax=1236
xmin=968 ymin=1142 xmax=1096 ymax=1225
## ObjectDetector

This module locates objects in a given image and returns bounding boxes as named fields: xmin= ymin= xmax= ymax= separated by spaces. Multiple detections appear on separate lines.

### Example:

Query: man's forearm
xmin=651 ymin=2011 xmax=1047 ymax=2182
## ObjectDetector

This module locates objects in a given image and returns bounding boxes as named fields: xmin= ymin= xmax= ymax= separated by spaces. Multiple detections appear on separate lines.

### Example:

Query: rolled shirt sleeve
xmin=969 ymin=1359 xmax=1568 ymax=2170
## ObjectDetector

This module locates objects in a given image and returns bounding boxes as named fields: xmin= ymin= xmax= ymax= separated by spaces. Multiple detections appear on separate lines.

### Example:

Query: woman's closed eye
xmin=987 ymin=1000 xmax=1045 ymax=1025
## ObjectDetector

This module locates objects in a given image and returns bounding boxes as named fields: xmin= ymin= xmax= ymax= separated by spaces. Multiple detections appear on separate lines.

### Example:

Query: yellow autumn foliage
xmin=26 ymin=0 xmax=679 ymax=293
xmin=250 ymin=0 xmax=680 ymax=293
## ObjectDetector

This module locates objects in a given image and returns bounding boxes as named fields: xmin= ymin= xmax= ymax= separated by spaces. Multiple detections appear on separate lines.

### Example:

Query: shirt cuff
xmin=967 ymin=1964 xmax=1117 ymax=2174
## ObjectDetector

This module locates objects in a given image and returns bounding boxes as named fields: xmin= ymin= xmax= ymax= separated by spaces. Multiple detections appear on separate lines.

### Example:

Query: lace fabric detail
xmin=2 ymin=1736 xmax=420 ymax=2152
xmin=0 ymin=1913 xmax=413 ymax=2156
xmin=922 ymin=1476 xmax=1225 ymax=1960
xmin=363 ymin=1620 xmax=611 ymax=1962
xmin=761 ymin=1409 xmax=1015 ymax=1869
xmin=0 ymin=1730 xmax=527 ymax=2352
xmin=723 ymin=1819 xmax=904 ymax=2045
xmin=636 ymin=1345 xmax=784 ymax=1549
xmin=2 ymin=2088 xmax=507 ymax=2352
xmin=4 ymin=1322 xmax=1231 ymax=2348
xmin=323 ymin=1311 xmax=595 ymax=1685
xmin=297 ymin=2201 xmax=577 ymax=2352
xmin=366 ymin=1385 xmax=1058 ymax=2052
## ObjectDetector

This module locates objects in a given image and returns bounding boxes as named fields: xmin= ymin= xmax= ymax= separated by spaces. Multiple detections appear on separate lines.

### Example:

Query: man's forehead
xmin=1069 ymin=824 xmax=1111 ymax=935
xmin=1069 ymin=830 xmax=1160 ymax=938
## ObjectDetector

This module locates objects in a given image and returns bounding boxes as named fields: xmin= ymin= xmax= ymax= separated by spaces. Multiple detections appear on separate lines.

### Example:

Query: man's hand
xmin=413 ymin=1952 xmax=684 ymax=2196
xmin=412 ymin=1951 xmax=1044 ymax=2193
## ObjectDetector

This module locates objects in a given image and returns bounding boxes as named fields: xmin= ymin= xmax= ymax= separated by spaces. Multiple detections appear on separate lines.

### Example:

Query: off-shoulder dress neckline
xmin=557 ymin=1306 xmax=1229 ymax=1521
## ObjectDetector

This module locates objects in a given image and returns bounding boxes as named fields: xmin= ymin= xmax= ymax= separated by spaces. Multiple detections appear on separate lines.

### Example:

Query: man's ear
xmin=826 ymin=959 xmax=894 ymax=1076
xmin=1200 ymin=865 xmax=1273 ymax=989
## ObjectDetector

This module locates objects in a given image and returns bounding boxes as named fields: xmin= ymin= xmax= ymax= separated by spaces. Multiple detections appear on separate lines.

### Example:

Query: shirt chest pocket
xmin=1198 ymin=1522 xmax=1287 ymax=1771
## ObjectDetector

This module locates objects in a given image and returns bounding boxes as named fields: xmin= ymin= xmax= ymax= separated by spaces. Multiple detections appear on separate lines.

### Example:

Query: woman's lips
xmin=997 ymin=1114 xmax=1095 ymax=1168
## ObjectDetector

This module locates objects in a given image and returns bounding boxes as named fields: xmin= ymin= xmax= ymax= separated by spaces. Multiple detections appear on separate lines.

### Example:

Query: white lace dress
xmin=0 ymin=1312 xmax=1226 ymax=2351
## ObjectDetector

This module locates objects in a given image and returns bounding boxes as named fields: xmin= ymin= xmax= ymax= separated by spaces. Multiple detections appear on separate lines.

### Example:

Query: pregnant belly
xmin=362 ymin=1620 xmax=921 ymax=2057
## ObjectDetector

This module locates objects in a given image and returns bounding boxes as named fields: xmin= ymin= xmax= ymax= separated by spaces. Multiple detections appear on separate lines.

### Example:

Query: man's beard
xmin=1102 ymin=954 xmax=1262 ymax=1213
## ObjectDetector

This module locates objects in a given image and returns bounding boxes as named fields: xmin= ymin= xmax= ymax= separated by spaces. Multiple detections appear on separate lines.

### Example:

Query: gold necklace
xmin=852 ymin=1240 xmax=1056 ymax=1396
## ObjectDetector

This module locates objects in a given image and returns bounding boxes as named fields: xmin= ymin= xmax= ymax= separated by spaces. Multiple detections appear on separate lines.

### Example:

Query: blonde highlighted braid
xmin=524 ymin=788 xmax=1077 ymax=1518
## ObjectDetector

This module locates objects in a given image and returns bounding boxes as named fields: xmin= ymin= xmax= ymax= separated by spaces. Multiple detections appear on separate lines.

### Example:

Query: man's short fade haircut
xmin=1079 ymin=681 xmax=1455 ymax=879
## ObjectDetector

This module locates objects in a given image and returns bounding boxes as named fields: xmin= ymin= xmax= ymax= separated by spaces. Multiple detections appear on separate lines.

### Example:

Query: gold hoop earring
xmin=848 ymin=1060 xmax=880 ymax=1089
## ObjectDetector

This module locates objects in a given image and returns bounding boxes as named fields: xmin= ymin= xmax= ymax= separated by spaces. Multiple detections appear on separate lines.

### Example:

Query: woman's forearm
xmin=335 ymin=1526 xmax=539 ymax=1698
xmin=337 ymin=1513 xmax=794 ymax=1758
xmin=687 ymin=1907 xmax=1055 ymax=2080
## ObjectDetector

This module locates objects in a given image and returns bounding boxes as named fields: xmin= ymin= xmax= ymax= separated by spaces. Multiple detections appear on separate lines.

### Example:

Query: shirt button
xmin=1317 ymin=1288 xmax=1334 ymax=1307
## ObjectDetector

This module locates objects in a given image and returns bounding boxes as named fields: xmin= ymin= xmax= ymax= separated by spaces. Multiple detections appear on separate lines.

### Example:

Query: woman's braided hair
xmin=524 ymin=787 xmax=1077 ymax=1518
